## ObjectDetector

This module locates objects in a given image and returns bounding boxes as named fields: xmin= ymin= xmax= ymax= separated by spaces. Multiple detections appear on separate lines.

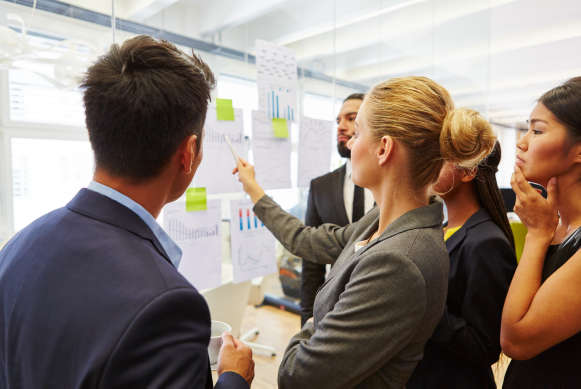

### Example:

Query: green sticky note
xmin=186 ymin=188 xmax=207 ymax=212
xmin=216 ymin=98 xmax=235 ymax=121
xmin=272 ymin=118 xmax=289 ymax=138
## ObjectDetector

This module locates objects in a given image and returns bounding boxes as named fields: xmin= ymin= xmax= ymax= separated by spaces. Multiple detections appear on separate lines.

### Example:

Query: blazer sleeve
xmin=301 ymin=181 xmax=328 ymax=325
xmin=278 ymin=251 xmax=427 ymax=388
xmin=253 ymin=195 xmax=355 ymax=265
xmin=430 ymin=235 xmax=517 ymax=366
xmin=99 ymin=287 xmax=248 ymax=389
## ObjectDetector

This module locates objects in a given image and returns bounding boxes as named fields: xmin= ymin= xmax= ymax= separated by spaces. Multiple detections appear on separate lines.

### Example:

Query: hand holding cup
xmin=217 ymin=331 xmax=255 ymax=386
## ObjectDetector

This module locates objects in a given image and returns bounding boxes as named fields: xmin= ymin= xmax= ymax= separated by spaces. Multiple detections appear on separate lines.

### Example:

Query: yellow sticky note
xmin=216 ymin=98 xmax=235 ymax=121
xmin=186 ymin=188 xmax=207 ymax=212
xmin=272 ymin=118 xmax=289 ymax=138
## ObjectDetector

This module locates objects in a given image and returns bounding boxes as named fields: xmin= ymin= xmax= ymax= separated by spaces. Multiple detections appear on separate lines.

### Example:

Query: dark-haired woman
xmin=501 ymin=77 xmax=581 ymax=387
xmin=406 ymin=143 xmax=517 ymax=388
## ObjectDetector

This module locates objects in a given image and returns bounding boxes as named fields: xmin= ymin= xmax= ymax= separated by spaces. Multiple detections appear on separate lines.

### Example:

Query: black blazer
xmin=407 ymin=208 xmax=517 ymax=388
xmin=0 ymin=189 xmax=247 ymax=388
xmin=301 ymin=164 xmax=349 ymax=326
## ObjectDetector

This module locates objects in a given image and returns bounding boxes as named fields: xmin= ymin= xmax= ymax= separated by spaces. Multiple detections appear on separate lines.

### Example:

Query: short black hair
xmin=81 ymin=35 xmax=216 ymax=184
xmin=343 ymin=93 xmax=365 ymax=103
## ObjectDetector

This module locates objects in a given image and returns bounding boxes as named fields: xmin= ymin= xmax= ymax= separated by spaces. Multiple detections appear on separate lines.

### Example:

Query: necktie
xmin=353 ymin=185 xmax=365 ymax=222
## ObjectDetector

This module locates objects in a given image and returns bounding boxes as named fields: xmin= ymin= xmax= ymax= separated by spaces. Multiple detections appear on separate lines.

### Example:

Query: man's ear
xmin=378 ymin=136 xmax=394 ymax=166
xmin=461 ymin=166 xmax=478 ymax=183
xmin=180 ymin=135 xmax=198 ymax=174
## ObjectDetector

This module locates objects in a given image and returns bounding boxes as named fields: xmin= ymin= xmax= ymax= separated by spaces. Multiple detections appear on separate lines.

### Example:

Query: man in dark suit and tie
xmin=0 ymin=36 xmax=253 ymax=388
xmin=300 ymin=93 xmax=374 ymax=326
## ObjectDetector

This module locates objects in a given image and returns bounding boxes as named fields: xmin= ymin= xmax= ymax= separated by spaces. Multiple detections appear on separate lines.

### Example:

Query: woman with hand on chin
xmin=234 ymin=77 xmax=496 ymax=388
xmin=501 ymin=77 xmax=581 ymax=387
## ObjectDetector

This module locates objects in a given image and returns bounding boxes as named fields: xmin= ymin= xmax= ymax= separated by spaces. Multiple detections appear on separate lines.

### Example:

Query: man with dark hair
xmin=0 ymin=36 xmax=253 ymax=388
xmin=300 ymin=93 xmax=374 ymax=327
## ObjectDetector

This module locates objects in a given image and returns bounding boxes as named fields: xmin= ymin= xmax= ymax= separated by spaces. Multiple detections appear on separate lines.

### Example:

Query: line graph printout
xmin=298 ymin=115 xmax=333 ymax=187
xmin=195 ymin=107 xmax=245 ymax=194
xmin=163 ymin=199 xmax=222 ymax=291
xmin=251 ymin=110 xmax=291 ymax=190
xmin=256 ymin=39 xmax=298 ymax=122
xmin=230 ymin=198 xmax=277 ymax=284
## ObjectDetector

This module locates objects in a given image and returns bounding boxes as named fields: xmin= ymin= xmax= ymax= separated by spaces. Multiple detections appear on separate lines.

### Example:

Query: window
xmin=8 ymin=33 xmax=87 ymax=127
xmin=217 ymin=75 xmax=303 ymax=213
xmin=303 ymin=93 xmax=344 ymax=171
xmin=11 ymin=138 xmax=94 ymax=231
xmin=218 ymin=75 xmax=259 ymax=137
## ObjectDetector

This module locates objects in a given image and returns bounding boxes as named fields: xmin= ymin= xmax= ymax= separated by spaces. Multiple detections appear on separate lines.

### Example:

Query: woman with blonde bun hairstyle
xmin=234 ymin=76 xmax=496 ymax=388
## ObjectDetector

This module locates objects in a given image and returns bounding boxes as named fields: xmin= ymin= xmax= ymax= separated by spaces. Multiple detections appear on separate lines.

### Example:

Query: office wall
xmin=1 ymin=0 xmax=579 ymax=243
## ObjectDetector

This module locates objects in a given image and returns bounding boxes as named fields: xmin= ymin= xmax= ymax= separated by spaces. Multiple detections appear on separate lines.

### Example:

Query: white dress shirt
xmin=343 ymin=160 xmax=375 ymax=223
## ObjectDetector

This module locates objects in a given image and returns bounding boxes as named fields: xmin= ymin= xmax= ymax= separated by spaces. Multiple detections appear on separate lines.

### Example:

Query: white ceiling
xmin=44 ymin=0 xmax=581 ymax=127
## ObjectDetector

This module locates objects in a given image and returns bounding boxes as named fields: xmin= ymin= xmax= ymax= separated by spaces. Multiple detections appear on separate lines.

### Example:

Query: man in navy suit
xmin=0 ymin=36 xmax=254 ymax=388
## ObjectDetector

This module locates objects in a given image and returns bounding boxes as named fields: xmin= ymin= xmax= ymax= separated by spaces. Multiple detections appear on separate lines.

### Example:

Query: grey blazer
xmin=253 ymin=195 xmax=449 ymax=388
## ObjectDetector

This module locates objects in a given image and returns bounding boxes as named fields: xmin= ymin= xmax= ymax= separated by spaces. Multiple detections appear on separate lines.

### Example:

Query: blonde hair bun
xmin=440 ymin=108 xmax=497 ymax=168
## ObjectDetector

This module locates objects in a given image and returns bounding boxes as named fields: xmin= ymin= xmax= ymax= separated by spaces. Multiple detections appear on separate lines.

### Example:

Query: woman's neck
xmin=371 ymin=180 xmax=430 ymax=239
xmin=442 ymin=181 xmax=481 ymax=229
xmin=554 ymin=174 xmax=581 ymax=240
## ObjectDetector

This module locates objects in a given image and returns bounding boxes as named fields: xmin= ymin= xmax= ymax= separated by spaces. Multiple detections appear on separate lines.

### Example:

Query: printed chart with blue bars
xmin=256 ymin=39 xmax=298 ymax=122
xmin=230 ymin=198 xmax=277 ymax=283
xmin=267 ymin=85 xmax=294 ymax=121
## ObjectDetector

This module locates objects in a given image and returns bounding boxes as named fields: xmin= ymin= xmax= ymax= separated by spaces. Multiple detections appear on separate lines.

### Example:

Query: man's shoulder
xmin=3 ymin=202 xmax=192 ymax=293
xmin=310 ymin=164 xmax=344 ymax=190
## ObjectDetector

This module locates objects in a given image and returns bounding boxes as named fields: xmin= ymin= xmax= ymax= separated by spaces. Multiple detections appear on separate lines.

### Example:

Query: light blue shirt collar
xmin=87 ymin=181 xmax=182 ymax=268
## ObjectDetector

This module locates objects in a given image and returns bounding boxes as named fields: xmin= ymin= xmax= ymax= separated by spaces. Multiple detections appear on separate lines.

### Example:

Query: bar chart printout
xmin=256 ymin=39 xmax=298 ymax=122
xmin=195 ymin=107 xmax=245 ymax=194
xmin=230 ymin=198 xmax=276 ymax=284
xmin=163 ymin=199 xmax=222 ymax=290
xmin=298 ymin=115 xmax=333 ymax=187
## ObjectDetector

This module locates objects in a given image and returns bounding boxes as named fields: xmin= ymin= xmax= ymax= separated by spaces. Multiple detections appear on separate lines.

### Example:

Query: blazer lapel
xmin=445 ymin=208 xmax=492 ymax=253
xmin=332 ymin=164 xmax=350 ymax=226
xmin=445 ymin=227 xmax=466 ymax=253
xmin=67 ymin=189 xmax=172 ymax=265
xmin=358 ymin=196 xmax=445 ymax=256
xmin=327 ymin=212 xmax=381 ymax=280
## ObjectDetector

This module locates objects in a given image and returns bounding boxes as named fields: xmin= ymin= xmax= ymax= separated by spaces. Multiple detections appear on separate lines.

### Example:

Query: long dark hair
xmin=475 ymin=142 xmax=516 ymax=250
xmin=539 ymin=77 xmax=581 ymax=146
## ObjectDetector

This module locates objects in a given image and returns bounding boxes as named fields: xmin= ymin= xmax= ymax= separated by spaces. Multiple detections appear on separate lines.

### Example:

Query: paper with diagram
xmin=195 ymin=107 xmax=245 ymax=194
xmin=163 ymin=199 xmax=222 ymax=291
xmin=298 ymin=115 xmax=333 ymax=187
xmin=230 ymin=198 xmax=277 ymax=284
xmin=256 ymin=39 xmax=298 ymax=122
xmin=251 ymin=110 xmax=292 ymax=190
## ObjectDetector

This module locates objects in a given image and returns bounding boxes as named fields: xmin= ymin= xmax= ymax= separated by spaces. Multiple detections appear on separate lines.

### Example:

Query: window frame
xmin=0 ymin=65 xmax=90 ymax=243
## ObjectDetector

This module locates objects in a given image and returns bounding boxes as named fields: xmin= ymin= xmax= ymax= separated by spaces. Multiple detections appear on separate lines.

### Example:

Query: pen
xmin=224 ymin=135 xmax=238 ymax=162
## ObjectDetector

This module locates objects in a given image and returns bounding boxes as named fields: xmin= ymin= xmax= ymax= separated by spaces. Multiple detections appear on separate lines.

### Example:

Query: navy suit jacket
xmin=0 ymin=188 xmax=248 ymax=388
xmin=407 ymin=208 xmax=517 ymax=388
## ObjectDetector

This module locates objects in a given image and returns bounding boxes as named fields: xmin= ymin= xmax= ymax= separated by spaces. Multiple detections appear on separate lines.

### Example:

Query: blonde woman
xmin=235 ymin=77 xmax=496 ymax=388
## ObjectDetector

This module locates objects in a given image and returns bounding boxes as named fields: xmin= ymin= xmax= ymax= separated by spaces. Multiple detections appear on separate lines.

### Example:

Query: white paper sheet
xmin=298 ymin=115 xmax=333 ymax=187
xmin=195 ymin=107 xmax=245 ymax=194
xmin=256 ymin=39 xmax=298 ymax=123
xmin=230 ymin=198 xmax=277 ymax=284
xmin=163 ymin=199 xmax=222 ymax=291
xmin=251 ymin=110 xmax=292 ymax=190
